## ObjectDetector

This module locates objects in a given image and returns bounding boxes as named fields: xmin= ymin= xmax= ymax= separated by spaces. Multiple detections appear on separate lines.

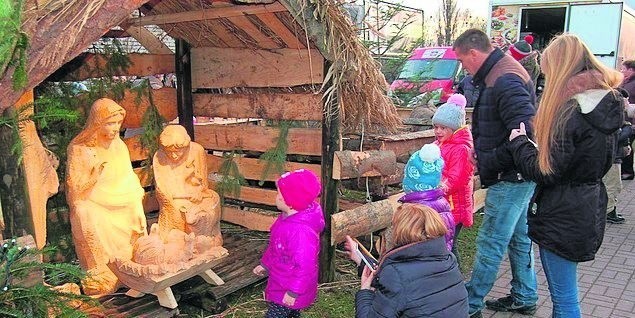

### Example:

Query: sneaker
xmin=485 ymin=295 xmax=537 ymax=315
xmin=607 ymin=214 xmax=626 ymax=224
xmin=607 ymin=208 xmax=626 ymax=224
xmin=621 ymin=173 xmax=634 ymax=180
xmin=469 ymin=311 xmax=482 ymax=318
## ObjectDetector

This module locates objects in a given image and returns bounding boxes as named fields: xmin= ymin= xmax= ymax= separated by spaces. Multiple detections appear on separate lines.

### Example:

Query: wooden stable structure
xmin=46 ymin=0 xmax=407 ymax=285
xmin=0 ymin=1 xmax=489 ymax=315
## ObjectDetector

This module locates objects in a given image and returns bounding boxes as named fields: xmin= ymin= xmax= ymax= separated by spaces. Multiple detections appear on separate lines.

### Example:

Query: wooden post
xmin=175 ymin=39 xmax=194 ymax=139
xmin=319 ymin=61 xmax=339 ymax=283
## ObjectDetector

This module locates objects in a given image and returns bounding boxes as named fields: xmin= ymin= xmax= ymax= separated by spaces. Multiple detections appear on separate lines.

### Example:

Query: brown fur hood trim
xmin=563 ymin=70 xmax=606 ymax=102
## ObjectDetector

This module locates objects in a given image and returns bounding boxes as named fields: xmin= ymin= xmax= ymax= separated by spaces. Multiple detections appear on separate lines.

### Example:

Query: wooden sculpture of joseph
xmin=66 ymin=98 xmax=147 ymax=295
xmin=153 ymin=124 xmax=222 ymax=245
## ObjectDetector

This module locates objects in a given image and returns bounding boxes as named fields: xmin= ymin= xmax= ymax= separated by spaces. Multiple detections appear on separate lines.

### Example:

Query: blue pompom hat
xmin=402 ymin=144 xmax=444 ymax=193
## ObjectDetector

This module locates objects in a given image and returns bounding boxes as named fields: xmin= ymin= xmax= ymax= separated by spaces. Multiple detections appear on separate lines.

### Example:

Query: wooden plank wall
xmin=189 ymin=46 xmax=325 ymax=231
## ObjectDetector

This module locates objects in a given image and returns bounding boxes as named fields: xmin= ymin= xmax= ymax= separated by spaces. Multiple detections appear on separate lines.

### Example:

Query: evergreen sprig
xmin=0 ymin=0 xmax=29 ymax=90
xmin=217 ymin=151 xmax=246 ymax=202
xmin=139 ymin=79 xmax=164 ymax=167
xmin=259 ymin=121 xmax=291 ymax=186
xmin=0 ymin=239 xmax=95 ymax=318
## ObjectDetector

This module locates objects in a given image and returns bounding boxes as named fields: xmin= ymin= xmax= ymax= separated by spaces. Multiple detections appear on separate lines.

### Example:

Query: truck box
xmin=488 ymin=0 xmax=635 ymax=68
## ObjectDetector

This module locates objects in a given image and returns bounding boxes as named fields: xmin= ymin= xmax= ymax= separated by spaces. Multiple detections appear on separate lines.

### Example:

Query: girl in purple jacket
xmin=400 ymin=143 xmax=455 ymax=250
xmin=253 ymin=169 xmax=325 ymax=317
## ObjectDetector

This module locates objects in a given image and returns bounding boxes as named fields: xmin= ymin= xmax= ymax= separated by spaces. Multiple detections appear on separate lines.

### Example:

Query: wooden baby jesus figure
xmin=66 ymin=98 xmax=148 ymax=295
xmin=153 ymin=125 xmax=223 ymax=247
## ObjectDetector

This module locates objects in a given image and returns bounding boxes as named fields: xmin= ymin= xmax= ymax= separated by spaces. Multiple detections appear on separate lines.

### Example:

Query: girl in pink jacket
xmin=253 ymin=169 xmax=325 ymax=317
xmin=432 ymin=94 xmax=475 ymax=266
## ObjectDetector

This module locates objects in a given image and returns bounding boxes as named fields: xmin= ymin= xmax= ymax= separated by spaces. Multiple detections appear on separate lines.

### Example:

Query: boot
xmin=607 ymin=207 xmax=626 ymax=224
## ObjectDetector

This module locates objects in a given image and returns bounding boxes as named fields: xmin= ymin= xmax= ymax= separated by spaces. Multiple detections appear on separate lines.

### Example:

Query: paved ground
xmin=479 ymin=179 xmax=635 ymax=317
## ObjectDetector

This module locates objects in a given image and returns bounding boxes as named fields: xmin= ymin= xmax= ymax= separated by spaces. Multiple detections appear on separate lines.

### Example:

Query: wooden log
xmin=124 ymin=26 xmax=173 ymax=54
xmin=330 ymin=194 xmax=402 ymax=245
xmin=375 ymin=129 xmax=436 ymax=159
xmin=176 ymin=39 xmax=195 ymax=139
xmin=129 ymin=2 xmax=287 ymax=26
xmin=256 ymin=12 xmax=305 ymax=49
xmin=193 ymin=93 xmax=322 ymax=121
xmin=332 ymin=150 xmax=397 ymax=180
xmin=194 ymin=125 xmax=322 ymax=156
xmin=206 ymin=154 xmax=321 ymax=182
xmin=0 ymin=0 xmax=149 ymax=111
xmin=190 ymin=47 xmax=323 ymax=88
xmin=220 ymin=206 xmax=277 ymax=231
xmin=51 ymin=53 xmax=175 ymax=82
xmin=119 ymin=88 xmax=178 ymax=129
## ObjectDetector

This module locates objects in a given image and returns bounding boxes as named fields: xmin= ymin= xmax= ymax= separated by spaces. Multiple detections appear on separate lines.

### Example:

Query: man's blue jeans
xmin=466 ymin=180 xmax=537 ymax=313
xmin=540 ymin=248 xmax=581 ymax=318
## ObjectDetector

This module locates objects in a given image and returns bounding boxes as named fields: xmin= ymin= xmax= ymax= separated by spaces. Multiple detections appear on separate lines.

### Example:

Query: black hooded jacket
xmin=508 ymin=85 xmax=623 ymax=262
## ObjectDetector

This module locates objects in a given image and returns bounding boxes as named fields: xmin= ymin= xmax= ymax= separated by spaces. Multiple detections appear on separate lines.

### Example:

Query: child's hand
xmin=253 ymin=265 xmax=267 ymax=276
xmin=344 ymin=235 xmax=362 ymax=266
xmin=283 ymin=292 xmax=296 ymax=306
xmin=360 ymin=266 xmax=376 ymax=290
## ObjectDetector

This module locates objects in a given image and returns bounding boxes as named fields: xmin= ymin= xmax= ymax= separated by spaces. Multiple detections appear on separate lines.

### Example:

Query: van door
xmin=568 ymin=3 xmax=622 ymax=68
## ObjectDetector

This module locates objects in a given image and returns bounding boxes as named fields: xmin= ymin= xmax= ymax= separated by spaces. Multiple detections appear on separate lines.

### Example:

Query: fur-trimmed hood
xmin=565 ymin=71 xmax=623 ymax=134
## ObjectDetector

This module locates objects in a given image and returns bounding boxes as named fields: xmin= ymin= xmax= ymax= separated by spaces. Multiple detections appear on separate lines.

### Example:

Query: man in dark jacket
xmin=453 ymin=29 xmax=537 ymax=318
xmin=620 ymin=60 xmax=635 ymax=180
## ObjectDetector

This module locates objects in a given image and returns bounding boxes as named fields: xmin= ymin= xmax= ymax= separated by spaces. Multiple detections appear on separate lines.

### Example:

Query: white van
xmin=487 ymin=0 xmax=635 ymax=68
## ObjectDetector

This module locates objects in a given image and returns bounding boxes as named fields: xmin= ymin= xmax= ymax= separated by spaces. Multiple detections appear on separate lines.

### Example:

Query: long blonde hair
xmin=391 ymin=203 xmax=447 ymax=247
xmin=535 ymin=34 xmax=623 ymax=174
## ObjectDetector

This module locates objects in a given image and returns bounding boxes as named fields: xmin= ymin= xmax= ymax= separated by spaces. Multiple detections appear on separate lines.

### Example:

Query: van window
xmin=398 ymin=59 xmax=459 ymax=80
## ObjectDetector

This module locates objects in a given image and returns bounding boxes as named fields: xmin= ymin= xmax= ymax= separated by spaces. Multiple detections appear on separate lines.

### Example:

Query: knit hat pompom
xmin=446 ymin=94 xmax=467 ymax=109
xmin=432 ymin=93 xmax=467 ymax=131
xmin=509 ymin=34 xmax=534 ymax=61
xmin=277 ymin=169 xmax=321 ymax=211
xmin=402 ymin=144 xmax=444 ymax=193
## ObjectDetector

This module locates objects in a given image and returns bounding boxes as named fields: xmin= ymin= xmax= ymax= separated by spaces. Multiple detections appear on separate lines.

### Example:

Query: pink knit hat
xmin=276 ymin=169 xmax=321 ymax=211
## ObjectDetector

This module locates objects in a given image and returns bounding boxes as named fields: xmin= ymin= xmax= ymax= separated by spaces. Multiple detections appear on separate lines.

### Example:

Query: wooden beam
xmin=194 ymin=125 xmax=322 ymax=156
xmin=49 ymin=53 xmax=175 ymax=81
xmin=176 ymin=39 xmax=195 ymax=139
xmin=209 ymin=181 xmax=277 ymax=206
xmin=207 ymin=154 xmax=321 ymax=182
xmin=221 ymin=206 xmax=277 ymax=231
xmin=124 ymin=26 xmax=173 ymax=54
xmin=193 ymin=93 xmax=322 ymax=121
xmin=119 ymin=87 xmax=178 ymax=129
xmin=130 ymin=2 xmax=287 ymax=26
xmin=226 ymin=15 xmax=279 ymax=49
xmin=319 ymin=60 xmax=338 ymax=282
xmin=332 ymin=150 xmax=397 ymax=180
xmin=143 ymin=191 xmax=159 ymax=213
xmin=256 ymin=12 xmax=305 ymax=49
xmin=191 ymin=47 xmax=323 ymax=88
xmin=207 ymin=19 xmax=247 ymax=48
xmin=331 ymin=194 xmax=402 ymax=245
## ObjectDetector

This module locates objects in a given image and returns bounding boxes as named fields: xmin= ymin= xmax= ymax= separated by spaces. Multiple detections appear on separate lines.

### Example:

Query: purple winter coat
xmin=399 ymin=189 xmax=456 ymax=250
xmin=261 ymin=202 xmax=325 ymax=310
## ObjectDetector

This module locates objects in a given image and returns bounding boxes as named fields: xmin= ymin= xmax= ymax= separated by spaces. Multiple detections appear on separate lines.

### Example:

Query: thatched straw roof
xmin=141 ymin=0 xmax=400 ymax=132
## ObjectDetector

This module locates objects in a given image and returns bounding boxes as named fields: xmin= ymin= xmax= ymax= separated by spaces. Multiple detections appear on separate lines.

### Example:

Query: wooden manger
xmin=107 ymin=248 xmax=228 ymax=309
